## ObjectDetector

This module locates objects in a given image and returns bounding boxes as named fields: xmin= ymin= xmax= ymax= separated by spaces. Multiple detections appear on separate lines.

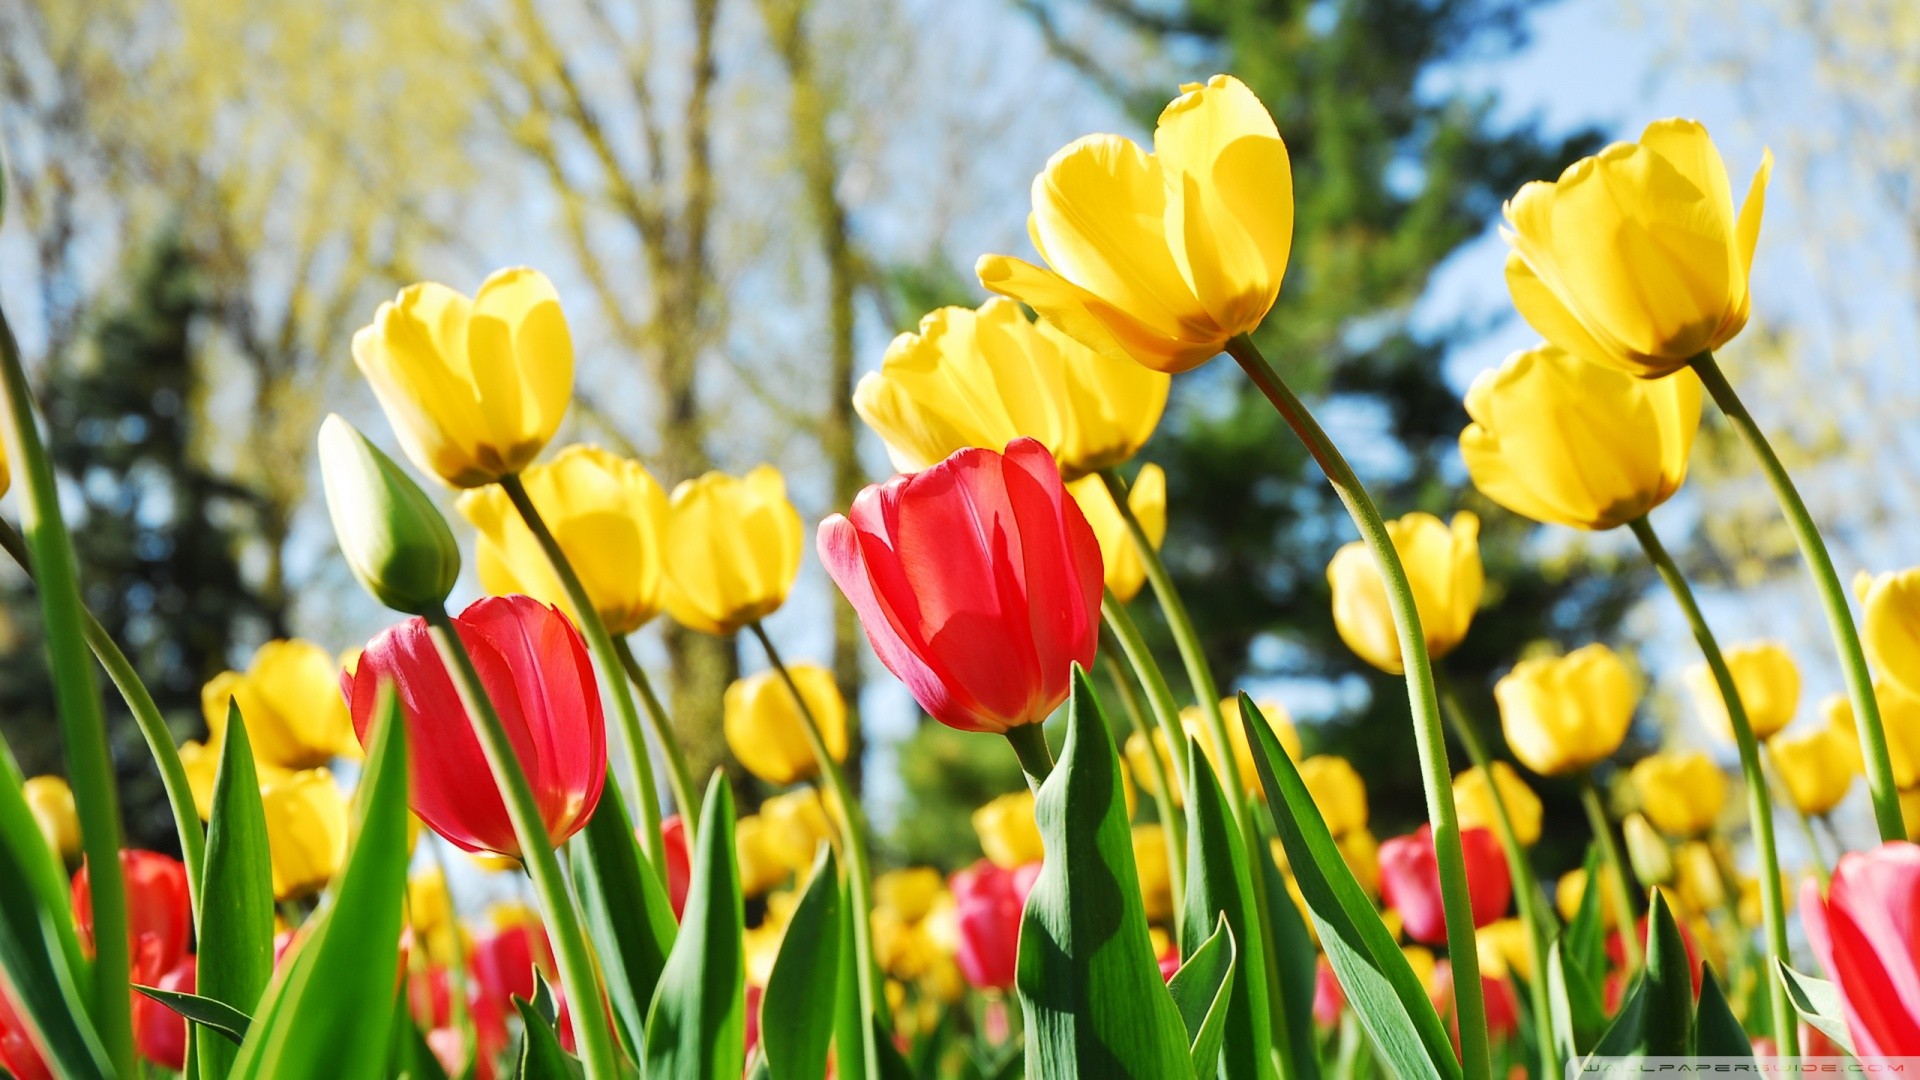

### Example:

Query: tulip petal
xmin=1000 ymin=437 xmax=1103 ymax=712
xmin=1502 ymin=250 xmax=1631 ymax=374
xmin=474 ymin=268 xmax=573 ymax=453
xmin=977 ymin=253 xmax=1214 ymax=373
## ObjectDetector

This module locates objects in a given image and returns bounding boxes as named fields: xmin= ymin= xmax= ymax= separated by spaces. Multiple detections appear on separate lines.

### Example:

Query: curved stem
xmin=0 ymin=519 xmax=205 ymax=911
xmin=498 ymin=474 xmax=668 ymax=873
xmin=0 ymin=303 xmax=134 ymax=1072
xmin=1005 ymin=724 xmax=1055 ymax=792
xmin=1690 ymin=351 xmax=1902 ymax=843
xmin=425 ymin=609 xmax=622 ymax=1080
xmin=1100 ymin=595 xmax=1189 ymax=796
xmin=1627 ymin=514 xmax=1796 ymax=1052
xmin=1578 ymin=778 xmax=1643 ymax=974
xmin=611 ymin=636 xmax=699 ymax=833
xmin=1227 ymin=334 xmax=1491 ymax=1080
xmin=1101 ymin=652 xmax=1186 ymax=920
xmin=749 ymin=622 xmax=884 ymax=1079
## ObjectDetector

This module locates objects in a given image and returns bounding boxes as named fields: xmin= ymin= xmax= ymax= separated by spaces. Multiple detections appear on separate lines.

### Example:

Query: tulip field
xmin=5 ymin=55 xmax=1920 ymax=1080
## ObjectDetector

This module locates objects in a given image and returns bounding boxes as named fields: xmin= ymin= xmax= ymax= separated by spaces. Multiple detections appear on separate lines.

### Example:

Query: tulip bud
xmin=1858 ymin=568 xmax=1920 ymax=704
xmin=1494 ymin=644 xmax=1636 ymax=777
xmin=261 ymin=769 xmax=349 ymax=901
xmin=874 ymin=868 xmax=945 ymax=924
xmin=1769 ymin=725 xmax=1855 ymax=817
xmin=1622 ymin=812 xmax=1673 ymax=886
xmin=733 ymin=815 xmax=790 ymax=898
xmin=22 ymin=775 xmax=78 ymax=863
xmin=1379 ymin=825 xmax=1511 ymax=946
xmin=318 ymin=414 xmax=459 ymax=616
xmin=723 ymin=665 xmax=847 ymax=785
xmin=1672 ymin=841 xmax=1725 ymax=914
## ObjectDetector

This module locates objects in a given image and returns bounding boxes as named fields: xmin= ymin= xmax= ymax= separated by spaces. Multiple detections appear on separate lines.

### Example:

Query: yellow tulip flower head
xmin=856 ymin=299 xmax=1170 ymax=481
xmin=1328 ymin=511 xmax=1482 ymax=675
xmin=661 ymin=466 xmax=803 ymax=636
xmin=977 ymin=75 xmax=1293 ymax=374
xmin=353 ymin=268 xmax=572 ymax=487
xmin=1685 ymin=640 xmax=1799 ymax=744
xmin=972 ymin=789 xmax=1045 ymax=869
xmin=734 ymin=815 xmax=792 ymax=898
xmin=1831 ymin=683 xmax=1920 ymax=787
xmin=1067 ymin=464 xmax=1166 ymax=603
xmin=1461 ymin=345 xmax=1702 ymax=530
xmin=875 ymin=868 xmax=946 ymax=924
xmin=457 ymin=445 xmax=668 ymax=635
xmin=1494 ymin=643 xmax=1636 ymax=777
xmin=759 ymin=787 xmax=836 ymax=870
xmin=1339 ymin=827 xmax=1381 ymax=901
xmin=261 ymin=769 xmax=349 ymax=901
xmin=1132 ymin=823 xmax=1173 ymax=923
xmin=1297 ymin=755 xmax=1368 ymax=838
xmin=203 ymin=639 xmax=361 ymax=771
xmin=723 ymin=665 xmax=848 ymax=786
xmin=1451 ymin=761 xmax=1542 ymax=847
xmin=1904 ymin=788 xmax=1920 ymax=843
xmin=1631 ymin=750 xmax=1727 ymax=838
xmin=1126 ymin=728 xmax=1184 ymax=810
xmin=23 ymin=776 xmax=79 ymax=863
xmin=1475 ymin=918 xmax=1534 ymax=984
xmin=1180 ymin=698 xmax=1300 ymax=795
xmin=1672 ymin=840 xmax=1724 ymax=914
xmin=1502 ymin=119 xmax=1772 ymax=378
xmin=1820 ymin=692 xmax=1869 ymax=777
xmin=1858 ymin=568 xmax=1920 ymax=701
xmin=1767 ymin=725 xmax=1854 ymax=817
xmin=1555 ymin=868 xmax=1618 ymax=928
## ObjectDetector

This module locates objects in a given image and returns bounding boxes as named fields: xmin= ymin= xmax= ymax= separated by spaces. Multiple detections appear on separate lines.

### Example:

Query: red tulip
xmin=661 ymin=815 xmax=691 ymax=920
xmin=134 ymin=954 xmax=194 ymax=1070
xmin=345 ymin=594 xmax=607 ymax=856
xmin=950 ymin=859 xmax=1037 ymax=990
xmin=819 ymin=438 xmax=1102 ymax=734
xmin=0 ymin=985 xmax=49 ymax=1080
xmin=1313 ymin=958 xmax=1345 ymax=1028
xmin=1378 ymin=826 xmax=1511 ymax=946
xmin=72 ymin=850 xmax=191 ymax=980
xmin=1432 ymin=959 xmax=1518 ymax=1046
xmin=471 ymin=921 xmax=555 ymax=1012
xmin=1802 ymin=841 xmax=1920 ymax=1056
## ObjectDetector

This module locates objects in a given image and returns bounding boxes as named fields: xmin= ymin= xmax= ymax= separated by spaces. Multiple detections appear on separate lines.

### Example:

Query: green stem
xmin=0 ymin=301 xmax=134 ymax=1072
xmin=498 ymin=473 xmax=668 ymax=872
xmin=1004 ymin=723 xmax=1056 ymax=792
xmin=1434 ymin=672 xmax=1555 ymax=1066
xmin=0 ymin=519 xmax=204 ymax=912
xmin=611 ymin=636 xmax=699 ymax=833
xmin=1578 ymin=778 xmax=1642 ymax=973
xmin=1627 ymin=514 xmax=1796 ymax=1052
xmin=1102 ymin=652 xmax=1186 ymax=920
xmin=1227 ymin=334 xmax=1491 ymax=1080
xmin=424 ymin=608 xmax=622 ymax=1080
xmin=1100 ymin=595 xmax=1189 ymax=797
xmin=1690 ymin=351 xmax=1902 ymax=843
xmin=1761 ymin=745 xmax=1830 ymax=890
xmin=749 ymin=622 xmax=884 ymax=1080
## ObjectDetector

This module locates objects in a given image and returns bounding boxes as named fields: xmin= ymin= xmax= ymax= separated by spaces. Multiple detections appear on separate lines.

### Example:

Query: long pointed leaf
xmin=197 ymin=704 xmax=275 ymax=1079
xmin=573 ymin=773 xmax=676 ymax=1056
xmin=1546 ymin=939 xmax=1604 ymax=1063
xmin=1180 ymin=738 xmax=1273 ymax=1080
xmin=645 ymin=772 xmax=745 ymax=1079
xmin=1260 ymin=847 xmax=1321 ymax=1080
xmin=763 ymin=846 xmax=842 ymax=1080
xmin=134 ymin=986 xmax=251 ymax=1046
xmin=1642 ymin=890 xmax=1693 ymax=1057
xmin=514 ymin=996 xmax=585 ymax=1079
xmin=1694 ymin=966 xmax=1751 ymax=1058
xmin=1168 ymin=916 xmax=1237 ymax=1074
xmin=1777 ymin=960 xmax=1856 ymax=1056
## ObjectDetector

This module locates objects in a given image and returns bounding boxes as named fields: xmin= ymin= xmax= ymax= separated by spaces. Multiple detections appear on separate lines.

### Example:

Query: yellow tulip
xmin=1133 ymin=823 xmax=1173 ymax=924
xmin=874 ymin=868 xmax=946 ymax=924
xmin=972 ymin=790 xmax=1045 ymax=869
xmin=1180 ymin=697 xmax=1300 ymax=796
xmin=745 ymin=894 xmax=795 ymax=987
xmin=1401 ymin=945 xmax=1437 ymax=994
xmin=855 ymin=298 xmax=1170 ymax=480
xmin=873 ymin=905 xmax=946 ymax=983
xmin=1068 ymin=464 xmax=1166 ymax=603
xmin=1475 ymin=918 xmax=1534 ymax=984
xmin=1451 ymin=762 xmax=1542 ymax=847
xmin=353 ymin=268 xmax=572 ymax=487
xmin=1904 ymin=788 xmax=1920 ymax=843
xmin=723 ymin=665 xmax=847 ymax=785
xmin=1622 ymin=813 xmax=1674 ymax=886
xmin=1555 ymin=868 xmax=1619 ymax=928
xmin=1494 ymin=644 xmax=1636 ymax=777
xmin=1339 ymin=828 xmax=1381 ymax=901
xmin=456 ymin=444 xmax=668 ymax=635
xmin=1327 ymin=511 xmax=1482 ymax=675
xmin=1502 ymin=119 xmax=1772 ymax=378
xmin=977 ymin=75 xmax=1293 ymax=374
xmin=1824 ymin=685 xmax=1920 ymax=785
xmin=734 ymin=815 xmax=791 ymax=898
xmin=1767 ymin=725 xmax=1854 ymax=817
xmin=1126 ymin=729 xmax=1185 ymax=810
xmin=407 ymin=868 xmax=466 ymax=966
xmin=1460 ymin=345 xmax=1701 ymax=530
xmin=261 ymin=769 xmax=349 ymax=901
xmin=1737 ymin=872 xmax=1789 ymax=929
xmin=1631 ymin=750 xmax=1726 ymax=837
xmin=760 ymin=788 xmax=835 ymax=870
xmin=1297 ymin=755 xmax=1368 ymax=837
xmin=660 ymin=466 xmax=803 ymax=635
xmin=1858 ymin=568 xmax=1920 ymax=701
xmin=203 ymin=639 xmax=360 ymax=771
xmin=1686 ymin=640 xmax=1799 ymax=744
xmin=23 ymin=776 xmax=79 ymax=863
xmin=1672 ymin=841 xmax=1725 ymax=914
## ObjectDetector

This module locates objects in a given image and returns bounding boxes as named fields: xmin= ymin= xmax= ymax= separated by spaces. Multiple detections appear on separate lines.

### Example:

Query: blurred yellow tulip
xmin=1297 ymin=755 xmax=1368 ymax=838
xmin=1460 ymin=345 xmax=1701 ymax=531
xmin=977 ymin=75 xmax=1293 ymax=374
xmin=1672 ymin=841 xmax=1725 ymax=914
xmin=1068 ymin=464 xmax=1166 ymax=603
xmin=261 ymin=769 xmax=349 ymax=901
xmin=1904 ymin=788 xmax=1920 ymax=842
xmin=723 ymin=665 xmax=847 ymax=785
xmin=1825 ymin=685 xmax=1920 ymax=784
xmin=661 ymin=466 xmax=803 ymax=635
xmin=760 ymin=788 xmax=836 ymax=870
xmin=1737 ymin=872 xmax=1789 ymax=929
xmin=1328 ymin=511 xmax=1482 ymax=675
xmin=1475 ymin=918 xmax=1534 ymax=984
xmin=1452 ymin=762 xmax=1542 ymax=847
xmin=1126 ymin=728 xmax=1184 ymax=809
xmin=203 ymin=639 xmax=360 ymax=771
xmin=1768 ymin=726 xmax=1854 ymax=817
xmin=23 ymin=776 xmax=78 ymax=863
xmin=1858 ymin=568 xmax=1920 ymax=701
xmin=1502 ymin=119 xmax=1771 ymax=378
xmin=1133 ymin=823 xmax=1173 ymax=924
xmin=874 ymin=868 xmax=946 ymax=924
xmin=1494 ymin=644 xmax=1636 ymax=777
xmin=1622 ymin=813 xmax=1674 ymax=886
xmin=973 ymin=790 xmax=1045 ymax=869
xmin=1178 ymin=697 xmax=1299 ymax=796
xmin=1555 ymin=868 xmax=1618 ymax=928
xmin=1686 ymin=640 xmax=1799 ymax=743
xmin=1340 ymin=828 xmax=1381 ymax=901
xmin=407 ymin=869 xmax=465 ymax=966
xmin=1401 ymin=945 xmax=1438 ymax=994
xmin=855 ymin=298 xmax=1170 ymax=480
xmin=1631 ymin=750 xmax=1726 ymax=837
xmin=457 ymin=445 xmax=668 ymax=635
xmin=353 ymin=268 xmax=573 ymax=487
xmin=744 ymin=893 xmax=795 ymax=987
xmin=734 ymin=815 xmax=791 ymax=897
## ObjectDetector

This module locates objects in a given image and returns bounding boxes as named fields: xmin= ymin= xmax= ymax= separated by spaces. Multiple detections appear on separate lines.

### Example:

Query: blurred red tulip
xmin=661 ymin=815 xmax=691 ymax=920
xmin=1313 ymin=958 xmax=1345 ymax=1028
xmin=471 ymin=921 xmax=555 ymax=1013
xmin=1803 ymin=841 xmax=1920 ymax=1056
xmin=819 ymin=438 xmax=1102 ymax=734
xmin=0 ymin=985 xmax=49 ymax=1080
xmin=409 ymin=966 xmax=452 ymax=1029
xmin=72 ymin=850 xmax=191 ymax=980
xmin=950 ymin=859 xmax=1037 ymax=990
xmin=1378 ymin=826 xmax=1511 ymax=946
xmin=745 ymin=984 xmax=764 ymax=1059
xmin=134 ymin=954 xmax=194 ymax=1070
xmin=1432 ymin=959 xmax=1518 ymax=1046
xmin=1157 ymin=941 xmax=1181 ymax=983
xmin=428 ymin=1026 xmax=497 ymax=1080
xmin=345 ymin=594 xmax=607 ymax=856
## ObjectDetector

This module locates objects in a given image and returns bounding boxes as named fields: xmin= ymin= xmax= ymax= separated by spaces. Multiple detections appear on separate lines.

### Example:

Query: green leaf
xmin=1694 ymin=966 xmax=1751 ymax=1058
xmin=228 ymin=686 xmax=411 ymax=1080
xmin=1641 ymin=889 xmax=1694 ymax=1057
xmin=1545 ymin=939 xmax=1604 ymax=1063
xmin=385 ymin=1001 xmax=451 ymax=1080
xmin=1015 ymin=668 xmax=1193 ymax=1078
xmin=1777 ymin=960 xmax=1856 ymax=1056
xmin=1587 ymin=978 xmax=1646 ymax=1061
xmin=134 ymin=985 xmax=251 ymax=1046
xmin=197 ymin=704 xmax=275 ymax=1079
xmin=1259 ymin=830 xmax=1321 ymax=1080
xmin=1565 ymin=845 xmax=1606 ymax=982
xmin=645 ymin=772 xmax=745 ymax=1080
xmin=1168 ymin=915 xmax=1237 ymax=1074
xmin=1239 ymin=694 xmax=1459 ymax=1080
xmin=1178 ymin=736 xmax=1273 ymax=1080
xmin=514 ymin=996 xmax=585 ymax=1079
xmin=762 ymin=845 xmax=842 ymax=1080
xmin=573 ymin=774 xmax=677 ymax=1055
